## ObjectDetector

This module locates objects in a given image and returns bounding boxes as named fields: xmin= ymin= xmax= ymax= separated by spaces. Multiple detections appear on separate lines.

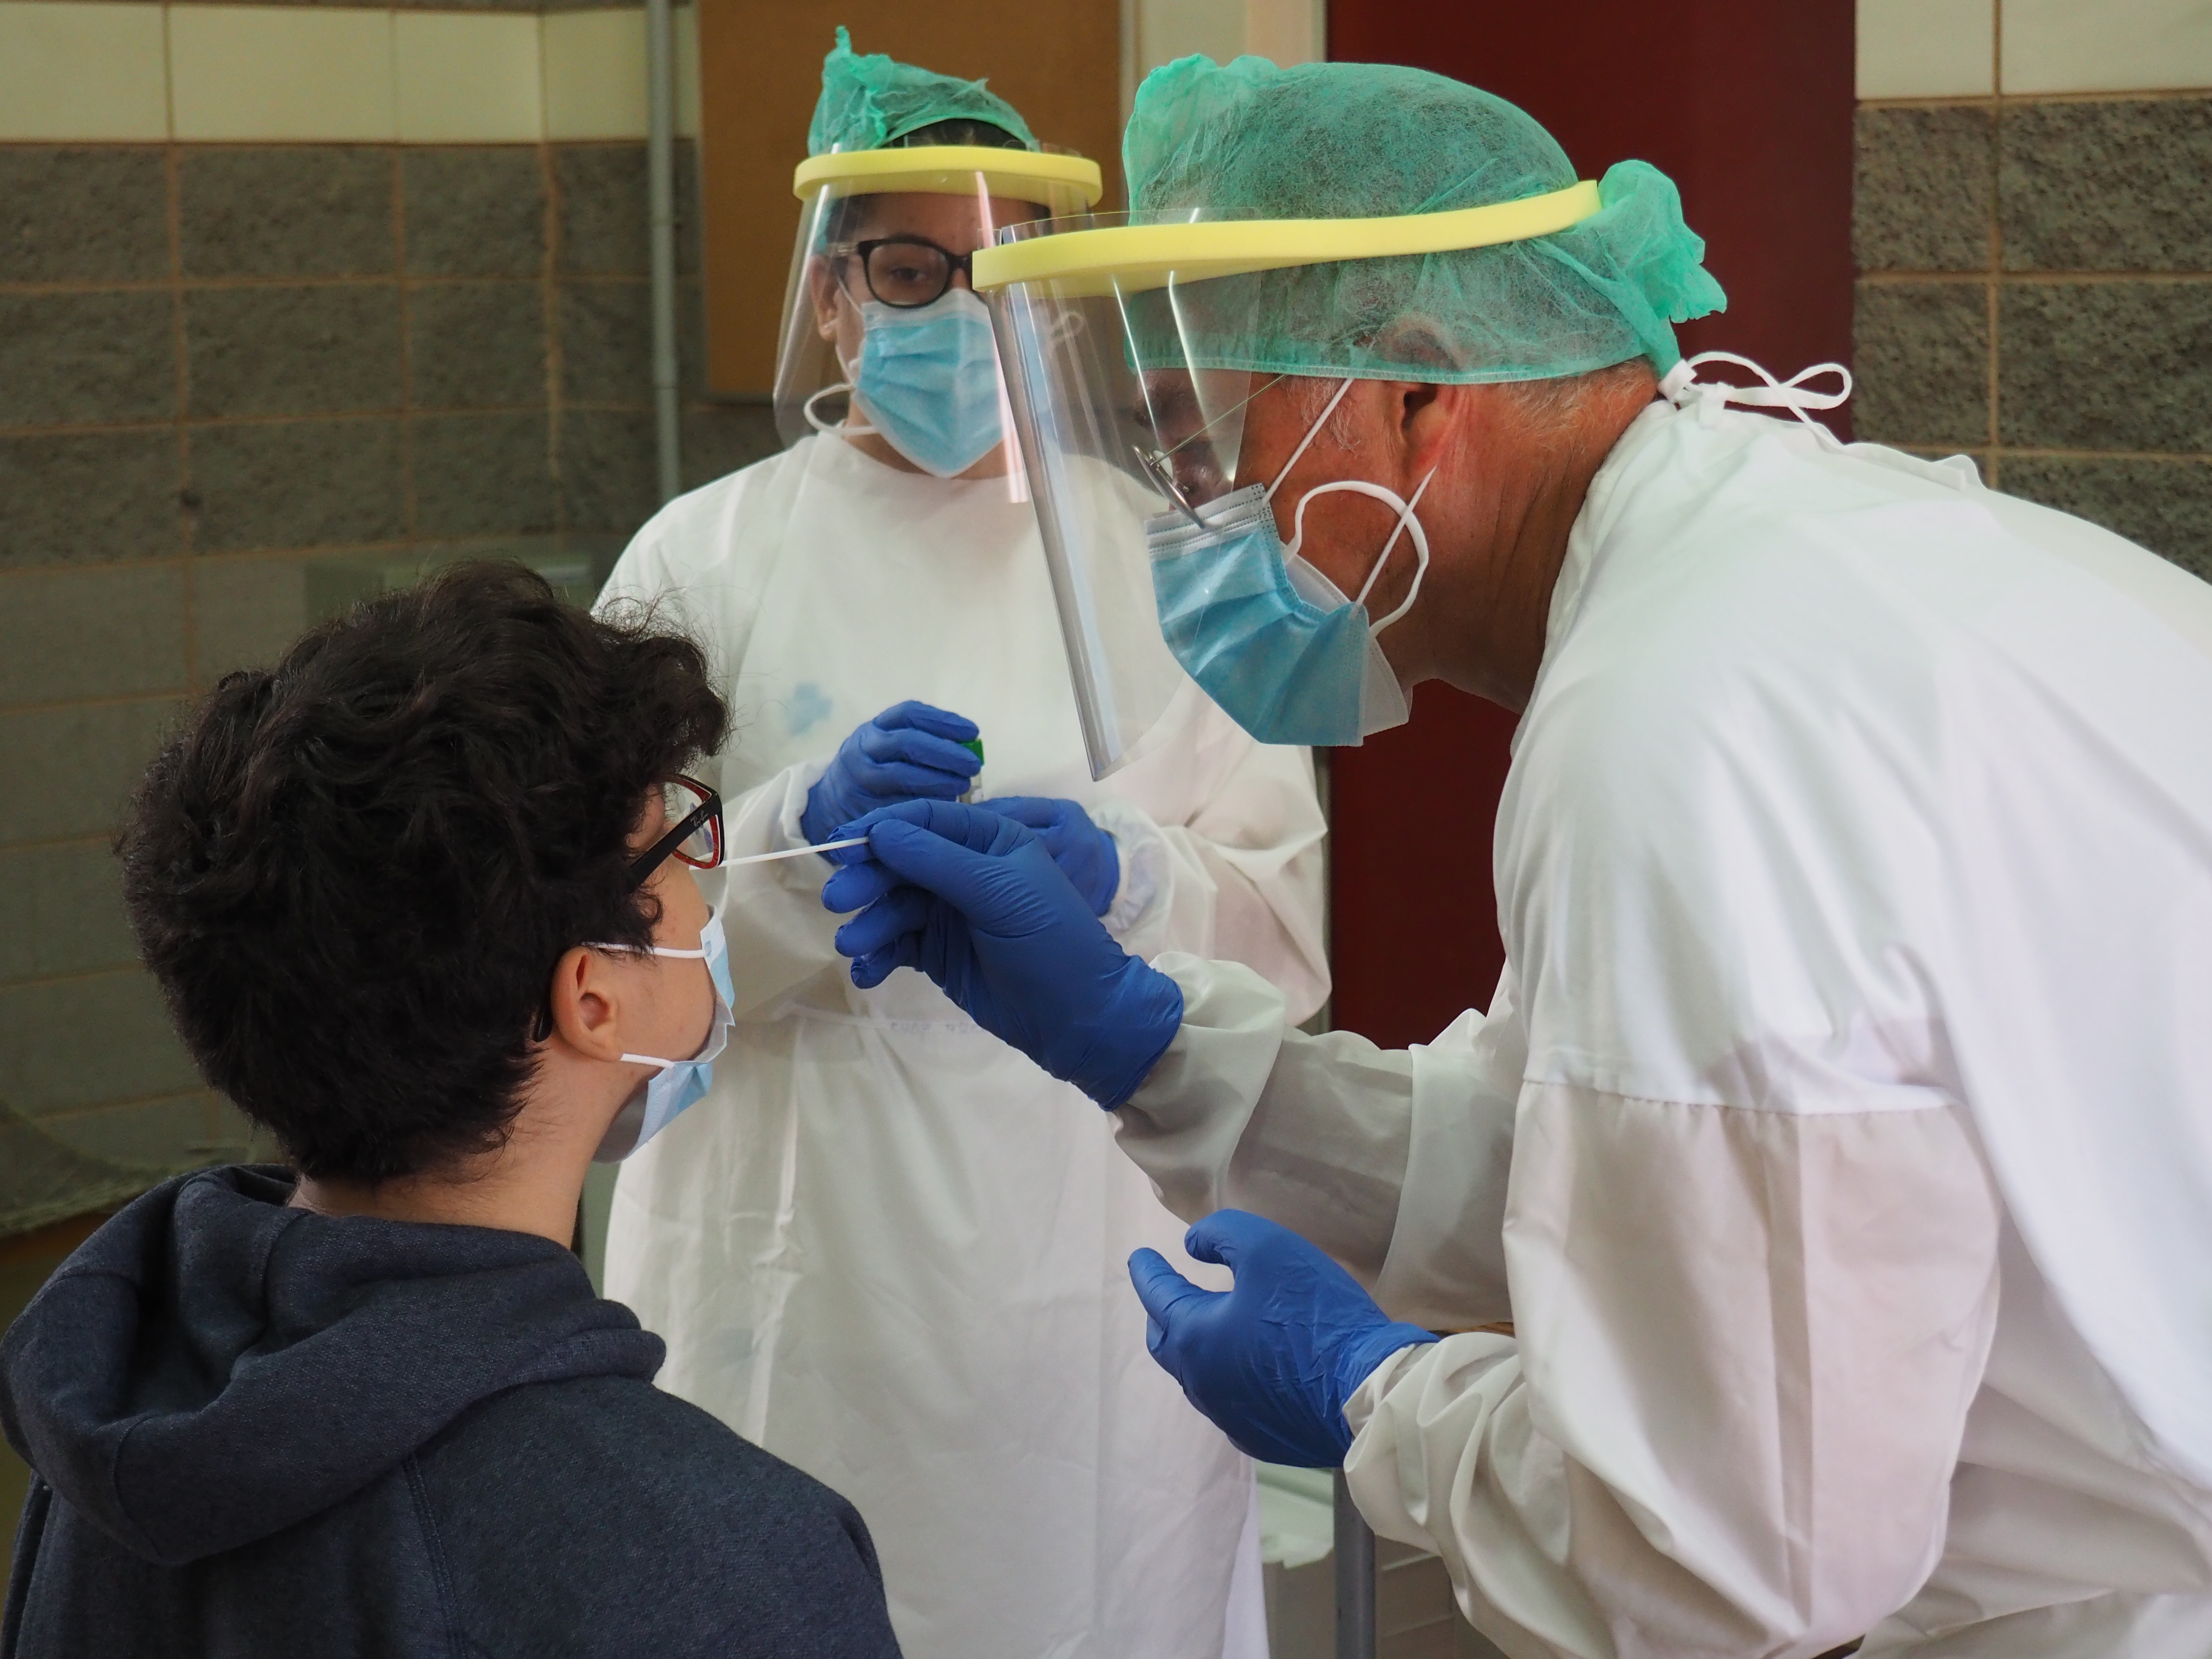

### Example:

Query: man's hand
xmin=820 ymin=800 xmax=1179 ymax=1108
xmin=979 ymin=797 xmax=1119 ymax=917
xmin=1129 ymin=1210 xmax=1435 ymax=1467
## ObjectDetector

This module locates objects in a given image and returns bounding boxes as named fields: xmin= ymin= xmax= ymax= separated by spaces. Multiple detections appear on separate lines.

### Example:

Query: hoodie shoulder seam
xmin=403 ymin=1454 xmax=467 ymax=1658
xmin=243 ymin=1200 xmax=305 ymax=1304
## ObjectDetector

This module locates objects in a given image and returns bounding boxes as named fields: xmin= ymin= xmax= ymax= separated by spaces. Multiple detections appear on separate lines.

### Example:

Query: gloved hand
xmin=979 ymin=796 xmax=1119 ymax=917
xmin=819 ymin=799 xmax=1181 ymax=1108
xmin=798 ymin=701 xmax=981 ymax=847
xmin=1128 ymin=1210 xmax=1435 ymax=1468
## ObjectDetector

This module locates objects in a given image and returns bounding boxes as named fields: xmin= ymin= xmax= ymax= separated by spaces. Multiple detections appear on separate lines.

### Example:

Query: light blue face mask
xmin=1146 ymin=379 xmax=1432 ymax=748
xmin=591 ymin=907 xmax=735 ymax=1164
xmin=849 ymin=289 xmax=1007 ymax=478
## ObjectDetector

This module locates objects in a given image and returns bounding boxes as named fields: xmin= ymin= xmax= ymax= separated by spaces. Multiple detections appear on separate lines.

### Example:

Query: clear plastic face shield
xmin=975 ymin=185 xmax=1604 ymax=777
xmin=980 ymin=214 xmax=1290 ymax=774
xmin=770 ymin=146 xmax=1102 ymax=485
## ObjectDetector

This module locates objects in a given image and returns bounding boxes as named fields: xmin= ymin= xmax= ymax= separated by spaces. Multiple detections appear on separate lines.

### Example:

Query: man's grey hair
xmin=1289 ymin=357 xmax=1655 ymax=452
xmin=1496 ymin=359 xmax=1655 ymax=436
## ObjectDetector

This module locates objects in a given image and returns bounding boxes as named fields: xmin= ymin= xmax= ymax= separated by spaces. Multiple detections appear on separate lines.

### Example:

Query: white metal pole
xmin=1334 ymin=1469 xmax=1377 ymax=1659
xmin=645 ymin=0 xmax=681 ymax=504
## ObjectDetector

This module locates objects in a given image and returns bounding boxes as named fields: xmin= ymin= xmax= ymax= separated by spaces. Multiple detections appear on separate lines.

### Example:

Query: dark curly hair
xmin=119 ymin=562 xmax=729 ymax=1184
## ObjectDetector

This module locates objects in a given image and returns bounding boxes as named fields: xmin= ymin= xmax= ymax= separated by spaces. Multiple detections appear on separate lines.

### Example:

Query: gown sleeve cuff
xmin=1087 ymin=796 xmax=1171 ymax=941
xmin=767 ymin=757 xmax=832 ymax=854
xmin=1111 ymin=953 xmax=1288 ymax=1223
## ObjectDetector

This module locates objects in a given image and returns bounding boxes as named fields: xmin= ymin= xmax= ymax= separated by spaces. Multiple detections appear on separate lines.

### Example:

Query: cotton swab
xmin=720 ymin=836 xmax=870 ymax=868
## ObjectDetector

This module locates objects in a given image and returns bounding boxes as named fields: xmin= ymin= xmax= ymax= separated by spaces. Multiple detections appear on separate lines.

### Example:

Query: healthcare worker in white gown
xmin=822 ymin=56 xmax=2212 ymax=1659
xmin=598 ymin=36 xmax=1326 ymax=1659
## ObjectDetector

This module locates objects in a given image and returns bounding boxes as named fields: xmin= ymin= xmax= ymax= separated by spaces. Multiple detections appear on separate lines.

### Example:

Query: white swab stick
xmin=720 ymin=836 xmax=870 ymax=868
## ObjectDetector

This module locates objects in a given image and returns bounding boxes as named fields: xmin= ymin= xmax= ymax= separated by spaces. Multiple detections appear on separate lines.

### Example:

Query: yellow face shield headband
xmin=793 ymin=145 xmax=1105 ymax=207
xmin=969 ymin=179 xmax=1600 ymax=296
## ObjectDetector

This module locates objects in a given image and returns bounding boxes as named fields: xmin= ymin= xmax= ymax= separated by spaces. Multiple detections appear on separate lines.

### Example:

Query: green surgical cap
xmin=807 ymin=26 xmax=1037 ymax=157
xmin=1124 ymin=55 xmax=1726 ymax=379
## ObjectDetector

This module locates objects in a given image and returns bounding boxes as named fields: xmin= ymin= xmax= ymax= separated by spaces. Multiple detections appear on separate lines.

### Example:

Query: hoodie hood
xmin=0 ymin=1166 xmax=661 ymax=1567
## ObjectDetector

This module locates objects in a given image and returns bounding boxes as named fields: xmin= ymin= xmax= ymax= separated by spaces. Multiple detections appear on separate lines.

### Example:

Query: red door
xmin=1322 ymin=1 xmax=1855 ymax=1048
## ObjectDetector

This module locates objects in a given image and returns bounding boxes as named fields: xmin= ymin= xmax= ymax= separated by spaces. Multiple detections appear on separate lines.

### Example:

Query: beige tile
xmin=543 ymin=8 xmax=647 ymax=141
xmin=1245 ymin=0 xmax=1324 ymax=68
xmin=0 ymin=1 xmax=168 ymax=142
xmin=2003 ymin=0 xmax=2212 ymax=93
xmin=397 ymin=12 xmax=542 ymax=144
xmin=675 ymin=2 xmax=700 ymax=140
xmin=542 ymin=7 xmax=691 ymax=141
xmin=169 ymin=4 xmax=396 ymax=144
xmin=1858 ymin=0 xmax=1994 ymax=98
xmin=1135 ymin=0 xmax=1246 ymax=80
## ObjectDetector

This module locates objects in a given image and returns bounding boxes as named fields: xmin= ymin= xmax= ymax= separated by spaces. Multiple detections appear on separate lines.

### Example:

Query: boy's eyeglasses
xmin=627 ymin=775 xmax=722 ymax=889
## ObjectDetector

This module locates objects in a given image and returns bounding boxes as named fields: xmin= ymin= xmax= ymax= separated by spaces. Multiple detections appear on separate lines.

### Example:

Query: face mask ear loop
xmin=805 ymin=380 xmax=875 ymax=437
xmin=1263 ymin=377 xmax=1356 ymax=502
xmin=1360 ymin=467 xmax=1437 ymax=634
xmin=589 ymin=907 xmax=716 ymax=958
xmin=1282 ymin=476 xmax=1422 ymax=564
xmin=817 ymin=289 xmax=878 ymax=437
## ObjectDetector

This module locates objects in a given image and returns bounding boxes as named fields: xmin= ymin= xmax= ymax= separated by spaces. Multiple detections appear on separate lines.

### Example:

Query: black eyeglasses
xmin=833 ymin=236 xmax=980 ymax=309
xmin=627 ymin=775 xmax=722 ymax=889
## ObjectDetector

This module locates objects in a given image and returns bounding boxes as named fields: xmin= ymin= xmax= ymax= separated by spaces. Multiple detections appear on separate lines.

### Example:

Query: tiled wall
xmin=1 ymin=3 xmax=779 ymax=1168
xmin=1853 ymin=0 xmax=2212 ymax=579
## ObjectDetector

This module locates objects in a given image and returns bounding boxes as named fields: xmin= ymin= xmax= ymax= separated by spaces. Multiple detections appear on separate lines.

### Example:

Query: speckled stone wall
xmin=0 ymin=135 xmax=777 ymax=1168
xmin=1853 ymin=93 xmax=2212 ymax=580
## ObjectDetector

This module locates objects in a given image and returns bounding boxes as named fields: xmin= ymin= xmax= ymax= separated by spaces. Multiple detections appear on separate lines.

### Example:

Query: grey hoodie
xmin=1 ymin=1166 xmax=902 ymax=1659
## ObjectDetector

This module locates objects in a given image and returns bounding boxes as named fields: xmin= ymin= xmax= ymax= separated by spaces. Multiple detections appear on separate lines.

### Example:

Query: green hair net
xmin=1123 ymin=55 xmax=1726 ymax=379
xmin=807 ymin=26 xmax=1037 ymax=157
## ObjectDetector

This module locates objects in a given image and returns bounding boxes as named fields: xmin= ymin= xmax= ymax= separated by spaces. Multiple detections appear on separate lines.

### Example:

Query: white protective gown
xmin=1112 ymin=397 xmax=2212 ymax=1659
xmin=597 ymin=432 xmax=1329 ymax=1659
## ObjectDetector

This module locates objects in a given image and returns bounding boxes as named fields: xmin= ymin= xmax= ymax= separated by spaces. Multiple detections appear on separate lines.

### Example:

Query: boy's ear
xmin=547 ymin=946 xmax=626 ymax=1062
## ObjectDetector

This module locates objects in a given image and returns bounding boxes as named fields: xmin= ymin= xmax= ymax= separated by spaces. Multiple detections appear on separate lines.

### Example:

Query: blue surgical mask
xmin=591 ymin=907 xmax=734 ymax=1163
xmin=850 ymin=290 xmax=1007 ymax=478
xmin=1145 ymin=379 xmax=1432 ymax=748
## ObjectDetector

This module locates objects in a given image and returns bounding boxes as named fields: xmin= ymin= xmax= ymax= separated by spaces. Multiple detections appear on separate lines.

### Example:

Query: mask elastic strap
xmin=804 ymin=381 xmax=877 ymax=437
xmin=588 ymin=911 xmax=715 ymax=960
xmin=1282 ymin=474 xmax=1435 ymax=635
xmin=620 ymin=996 xmax=730 ymax=1070
xmin=1658 ymin=351 xmax=1852 ymax=444
xmin=806 ymin=313 xmax=878 ymax=437
xmin=1358 ymin=467 xmax=1437 ymax=632
xmin=1263 ymin=377 xmax=1356 ymax=502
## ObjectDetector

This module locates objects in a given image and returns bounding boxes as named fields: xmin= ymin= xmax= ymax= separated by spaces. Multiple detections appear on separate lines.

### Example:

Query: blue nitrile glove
xmin=799 ymin=701 xmax=981 ymax=847
xmin=1128 ymin=1210 xmax=1436 ymax=1468
xmin=819 ymin=799 xmax=1181 ymax=1108
xmin=979 ymin=796 xmax=1119 ymax=917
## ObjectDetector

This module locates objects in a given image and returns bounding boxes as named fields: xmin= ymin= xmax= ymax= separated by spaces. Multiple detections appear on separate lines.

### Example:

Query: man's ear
xmin=1395 ymin=382 xmax=1468 ymax=481
xmin=547 ymin=946 xmax=627 ymax=1063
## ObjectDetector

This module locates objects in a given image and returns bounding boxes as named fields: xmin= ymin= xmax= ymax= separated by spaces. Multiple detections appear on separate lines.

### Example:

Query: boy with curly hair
xmin=1 ymin=564 xmax=901 ymax=1659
